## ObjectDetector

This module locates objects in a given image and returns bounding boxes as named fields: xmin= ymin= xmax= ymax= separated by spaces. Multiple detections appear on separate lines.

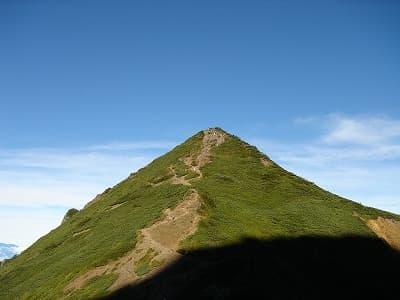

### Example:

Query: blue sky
xmin=1 ymin=1 xmax=400 ymax=249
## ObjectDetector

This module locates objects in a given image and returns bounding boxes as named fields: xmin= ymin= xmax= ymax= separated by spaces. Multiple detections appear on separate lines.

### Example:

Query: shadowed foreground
xmin=102 ymin=236 xmax=400 ymax=300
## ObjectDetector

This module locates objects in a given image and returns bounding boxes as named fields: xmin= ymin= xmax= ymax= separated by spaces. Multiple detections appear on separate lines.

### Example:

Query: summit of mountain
xmin=1 ymin=128 xmax=400 ymax=299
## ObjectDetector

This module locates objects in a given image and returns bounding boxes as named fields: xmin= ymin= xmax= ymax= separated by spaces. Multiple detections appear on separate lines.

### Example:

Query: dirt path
xmin=197 ymin=128 xmax=226 ymax=167
xmin=64 ymin=190 xmax=201 ymax=295
xmin=170 ymin=128 xmax=226 ymax=186
xmin=177 ymin=128 xmax=226 ymax=180
xmin=170 ymin=165 xmax=192 ymax=186
xmin=64 ymin=129 xmax=227 ymax=296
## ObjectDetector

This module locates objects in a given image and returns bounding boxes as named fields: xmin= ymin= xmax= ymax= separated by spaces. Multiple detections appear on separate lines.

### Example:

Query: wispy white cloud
xmin=0 ymin=149 xmax=149 ymax=171
xmin=250 ymin=114 xmax=400 ymax=214
xmin=86 ymin=141 xmax=176 ymax=151
xmin=0 ymin=141 xmax=176 ymax=208
xmin=2 ymin=118 xmax=400 ymax=250
xmin=322 ymin=115 xmax=400 ymax=145
xmin=0 ymin=140 xmax=177 ymax=249
xmin=0 ymin=206 xmax=66 ymax=251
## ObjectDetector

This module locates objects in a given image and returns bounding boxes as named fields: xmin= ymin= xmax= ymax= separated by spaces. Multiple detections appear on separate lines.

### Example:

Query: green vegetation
xmin=185 ymin=171 xmax=199 ymax=180
xmin=0 ymin=128 xmax=398 ymax=299
xmin=62 ymin=208 xmax=80 ymax=224
xmin=69 ymin=274 xmax=117 ymax=299
xmin=174 ymin=160 xmax=188 ymax=177
xmin=65 ymin=208 xmax=79 ymax=219
xmin=150 ymin=173 xmax=173 ymax=185
xmin=0 ymin=132 xmax=203 ymax=299
xmin=134 ymin=249 xmax=157 ymax=277
xmin=181 ymin=131 xmax=400 ymax=250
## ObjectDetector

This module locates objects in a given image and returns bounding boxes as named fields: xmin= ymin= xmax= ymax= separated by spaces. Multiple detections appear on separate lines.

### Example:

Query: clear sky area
xmin=1 ymin=0 xmax=400 ymax=249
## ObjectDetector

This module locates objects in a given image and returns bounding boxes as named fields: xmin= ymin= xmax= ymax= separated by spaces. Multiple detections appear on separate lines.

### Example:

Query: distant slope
xmin=1 ymin=128 xmax=399 ymax=299
xmin=0 ymin=244 xmax=18 ymax=261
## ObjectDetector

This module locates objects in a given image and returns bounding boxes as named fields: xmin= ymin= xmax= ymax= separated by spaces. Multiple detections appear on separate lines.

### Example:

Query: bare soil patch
xmin=367 ymin=217 xmax=400 ymax=251
xmin=72 ymin=229 xmax=91 ymax=237
xmin=260 ymin=157 xmax=273 ymax=167
xmin=197 ymin=128 xmax=226 ymax=167
xmin=169 ymin=129 xmax=226 ymax=186
xmin=106 ymin=202 xmax=126 ymax=211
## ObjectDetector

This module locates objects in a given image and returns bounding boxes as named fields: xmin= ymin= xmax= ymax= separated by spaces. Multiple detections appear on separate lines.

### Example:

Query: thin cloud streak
xmin=0 ymin=146 xmax=170 ymax=170
xmin=251 ymin=114 xmax=400 ymax=214
xmin=323 ymin=115 xmax=400 ymax=145
xmin=0 ymin=205 xmax=65 ymax=250
xmin=86 ymin=141 xmax=177 ymax=151
xmin=0 ymin=140 xmax=178 ymax=248
xmin=0 ymin=140 xmax=177 ymax=208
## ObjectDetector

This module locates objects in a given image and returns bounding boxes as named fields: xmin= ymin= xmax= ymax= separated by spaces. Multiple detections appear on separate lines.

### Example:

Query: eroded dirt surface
xmin=197 ymin=128 xmax=226 ymax=167
xmin=260 ymin=157 xmax=274 ymax=167
xmin=64 ymin=190 xmax=201 ymax=295
xmin=175 ymin=128 xmax=226 ymax=182
xmin=170 ymin=165 xmax=192 ymax=186
xmin=168 ymin=128 xmax=226 ymax=186
xmin=72 ymin=229 xmax=91 ymax=237
xmin=367 ymin=217 xmax=400 ymax=251
xmin=107 ymin=202 xmax=126 ymax=211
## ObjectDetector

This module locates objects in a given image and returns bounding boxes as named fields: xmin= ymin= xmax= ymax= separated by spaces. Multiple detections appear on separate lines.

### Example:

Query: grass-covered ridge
xmin=0 ymin=132 xmax=203 ymax=299
xmin=182 ymin=130 xmax=400 ymax=250
xmin=0 ymin=128 xmax=399 ymax=299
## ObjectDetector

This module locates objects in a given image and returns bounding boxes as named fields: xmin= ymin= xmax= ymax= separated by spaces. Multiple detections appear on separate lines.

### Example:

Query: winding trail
xmin=64 ymin=190 xmax=201 ymax=295
xmin=63 ymin=129 xmax=227 ymax=296
xmin=174 ymin=128 xmax=226 ymax=182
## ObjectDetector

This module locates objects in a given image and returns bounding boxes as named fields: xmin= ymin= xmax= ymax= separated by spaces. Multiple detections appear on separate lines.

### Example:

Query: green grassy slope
xmin=0 ymin=128 xmax=398 ymax=299
xmin=0 ymin=133 xmax=202 ymax=299
xmin=182 ymin=132 xmax=398 ymax=250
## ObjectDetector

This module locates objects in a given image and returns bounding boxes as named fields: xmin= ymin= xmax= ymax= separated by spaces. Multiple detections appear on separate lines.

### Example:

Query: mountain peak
xmin=1 ymin=128 xmax=400 ymax=299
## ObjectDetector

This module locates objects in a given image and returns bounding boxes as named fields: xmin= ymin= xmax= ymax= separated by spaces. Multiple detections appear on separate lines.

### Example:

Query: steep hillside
xmin=1 ymin=128 xmax=399 ymax=299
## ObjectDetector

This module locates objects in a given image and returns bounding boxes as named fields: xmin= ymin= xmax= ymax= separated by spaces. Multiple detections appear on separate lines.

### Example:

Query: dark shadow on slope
xmin=102 ymin=236 xmax=400 ymax=300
